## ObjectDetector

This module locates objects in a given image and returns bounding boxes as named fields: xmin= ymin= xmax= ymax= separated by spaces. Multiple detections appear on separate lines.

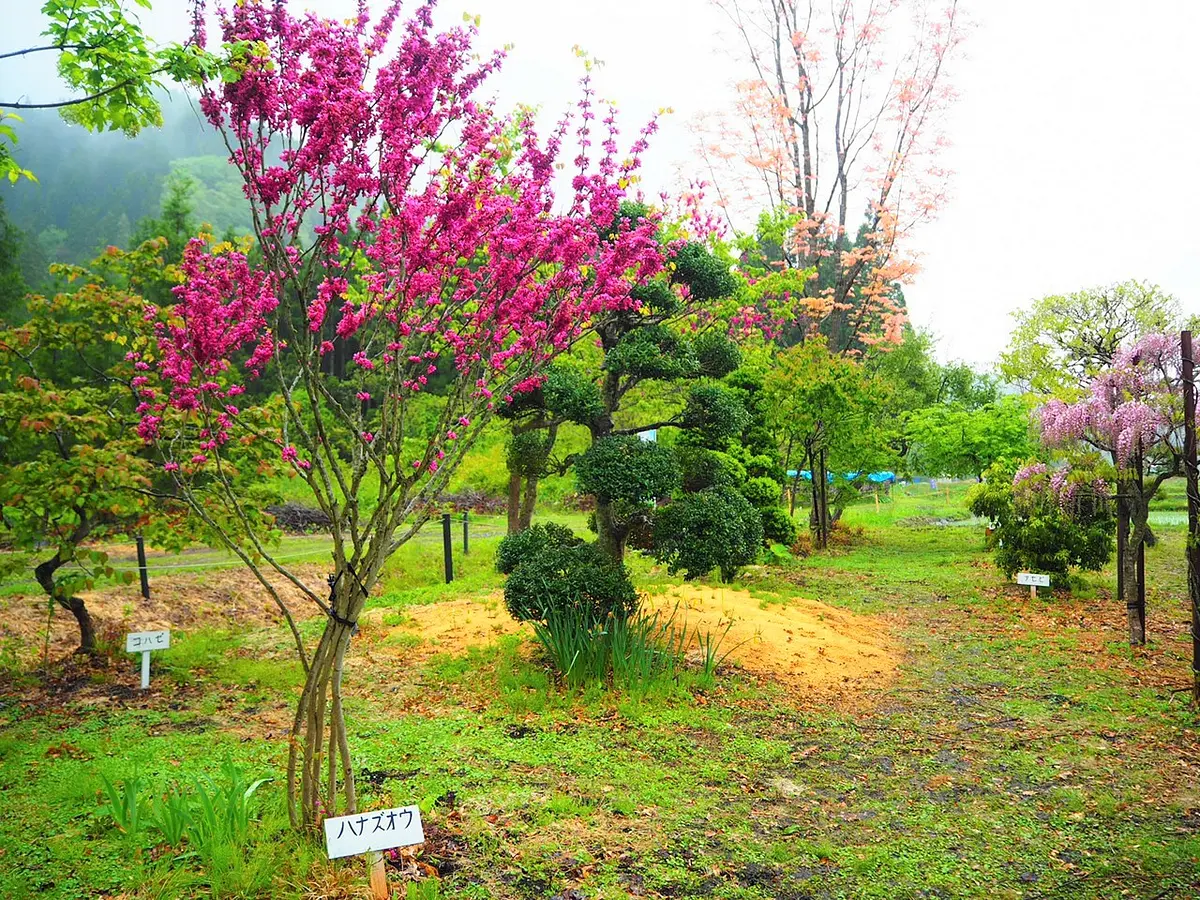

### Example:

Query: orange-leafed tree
xmin=701 ymin=0 xmax=965 ymax=354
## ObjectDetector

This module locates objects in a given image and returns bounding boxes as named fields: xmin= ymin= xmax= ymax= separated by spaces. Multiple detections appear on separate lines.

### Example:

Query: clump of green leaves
xmin=653 ymin=486 xmax=764 ymax=582
xmin=967 ymin=458 xmax=1114 ymax=588
xmin=498 ymin=526 xmax=639 ymax=625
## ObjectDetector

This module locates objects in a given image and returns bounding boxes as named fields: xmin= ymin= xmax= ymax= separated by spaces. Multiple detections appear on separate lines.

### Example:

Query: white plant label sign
xmin=125 ymin=630 xmax=170 ymax=689
xmin=324 ymin=804 xmax=424 ymax=860
xmin=1016 ymin=573 xmax=1051 ymax=587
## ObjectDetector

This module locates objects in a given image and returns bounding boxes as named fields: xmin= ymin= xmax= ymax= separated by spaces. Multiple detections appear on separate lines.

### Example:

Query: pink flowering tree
xmin=137 ymin=0 xmax=663 ymax=828
xmin=1039 ymin=333 xmax=1184 ymax=644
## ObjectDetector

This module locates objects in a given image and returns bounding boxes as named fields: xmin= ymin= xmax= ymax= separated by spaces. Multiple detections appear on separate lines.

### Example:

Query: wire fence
xmin=0 ymin=511 xmax=512 ymax=592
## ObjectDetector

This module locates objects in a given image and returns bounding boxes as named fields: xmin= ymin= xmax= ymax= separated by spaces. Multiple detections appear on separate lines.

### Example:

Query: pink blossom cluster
xmin=1039 ymin=333 xmax=1180 ymax=467
xmin=144 ymin=0 xmax=667 ymax=474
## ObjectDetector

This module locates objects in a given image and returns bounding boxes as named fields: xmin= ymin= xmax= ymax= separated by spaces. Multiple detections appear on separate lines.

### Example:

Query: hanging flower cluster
xmin=1039 ymin=333 xmax=1180 ymax=467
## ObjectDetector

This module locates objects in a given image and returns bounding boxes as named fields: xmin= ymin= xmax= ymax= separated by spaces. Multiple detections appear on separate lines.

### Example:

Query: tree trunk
xmin=812 ymin=448 xmax=830 ymax=550
xmin=34 ymin=551 xmax=96 ymax=654
xmin=518 ymin=474 xmax=539 ymax=531
xmin=287 ymin=572 xmax=364 ymax=830
xmin=595 ymin=499 xmax=626 ymax=562
xmin=1121 ymin=538 xmax=1145 ymax=646
xmin=507 ymin=471 xmax=522 ymax=535
xmin=1122 ymin=473 xmax=1149 ymax=647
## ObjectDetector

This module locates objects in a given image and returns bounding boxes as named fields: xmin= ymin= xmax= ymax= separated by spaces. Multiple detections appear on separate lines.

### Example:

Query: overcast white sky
xmin=6 ymin=0 xmax=1199 ymax=366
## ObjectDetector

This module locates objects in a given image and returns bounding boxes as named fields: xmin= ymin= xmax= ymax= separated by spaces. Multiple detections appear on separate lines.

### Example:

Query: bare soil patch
xmin=646 ymin=584 xmax=900 ymax=694
xmin=0 ymin=564 xmax=327 ymax=663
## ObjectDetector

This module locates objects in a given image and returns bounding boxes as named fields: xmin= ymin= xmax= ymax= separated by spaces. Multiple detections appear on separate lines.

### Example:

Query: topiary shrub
xmin=681 ymin=384 xmax=750 ymax=444
xmin=575 ymin=435 xmax=681 ymax=503
xmin=503 ymin=541 xmax=640 ymax=624
xmin=744 ymin=454 xmax=781 ymax=481
xmin=740 ymin=476 xmax=781 ymax=510
xmin=495 ymin=522 xmax=581 ymax=575
xmin=677 ymin=446 xmax=746 ymax=493
xmin=652 ymin=487 xmax=763 ymax=583
xmin=693 ymin=330 xmax=742 ymax=378
xmin=759 ymin=506 xmax=798 ymax=545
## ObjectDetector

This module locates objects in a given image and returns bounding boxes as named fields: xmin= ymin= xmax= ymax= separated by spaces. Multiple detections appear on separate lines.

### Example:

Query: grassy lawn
xmin=1 ymin=484 xmax=1198 ymax=898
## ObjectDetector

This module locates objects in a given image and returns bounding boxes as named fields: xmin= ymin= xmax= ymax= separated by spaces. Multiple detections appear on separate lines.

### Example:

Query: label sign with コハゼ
xmin=1016 ymin=572 xmax=1051 ymax=587
xmin=323 ymin=805 xmax=424 ymax=859
xmin=125 ymin=630 xmax=170 ymax=652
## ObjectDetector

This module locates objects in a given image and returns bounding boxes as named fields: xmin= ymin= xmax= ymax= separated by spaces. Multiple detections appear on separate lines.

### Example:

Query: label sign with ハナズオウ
xmin=1016 ymin=572 xmax=1051 ymax=587
xmin=126 ymin=630 xmax=170 ymax=652
xmin=323 ymin=805 xmax=424 ymax=860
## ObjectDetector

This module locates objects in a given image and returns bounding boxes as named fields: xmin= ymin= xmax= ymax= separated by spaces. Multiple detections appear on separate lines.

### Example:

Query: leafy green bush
xmin=670 ymin=241 xmax=737 ymax=301
xmin=681 ymin=384 xmax=750 ymax=444
xmin=495 ymin=522 xmax=581 ymax=575
xmin=653 ymin=487 xmax=763 ymax=582
xmin=503 ymin=540 xmax=639 ymax=624
xmin=693 ymin=330 xmax=742 ymax=378
xmin=759 ymin=506 xmax=798 ymax=545
xmin=967 ymin=459 xmax=1113 ymax=588
xmin=575 ymin=435 xmax=681 ymax=503
xmin=740 ymin=475 xmax=781 ymax=509
xmin=678 ymin=446 xmax=746 ymax=493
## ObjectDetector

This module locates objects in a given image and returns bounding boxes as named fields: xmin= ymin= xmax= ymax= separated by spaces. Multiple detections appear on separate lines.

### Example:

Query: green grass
xmin=2 ymin=492 xmax=1199 ymax=898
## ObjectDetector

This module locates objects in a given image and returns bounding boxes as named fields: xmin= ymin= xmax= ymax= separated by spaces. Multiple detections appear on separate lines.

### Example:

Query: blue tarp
xmin=785 ymin=469 xmax=896 ymax=484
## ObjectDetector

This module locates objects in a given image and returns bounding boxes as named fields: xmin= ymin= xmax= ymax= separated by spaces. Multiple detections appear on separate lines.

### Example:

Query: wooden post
xmin=1182 ymin=330 xmax=1200 ymax=702
xmin=442 ymin=513 xmax=454 ymax=584
xmin=1030 ymin=583 xmax=1037 ymax=601
xmin=1135 ymin=444 xmax=1147 ymax=642
xmin=135 ymin=535 xmax=150 ymax=600
xmin=368 ymin=850 xmax=388 ymax=899
xmin=462 ymin=510 xmax=470 ymax=556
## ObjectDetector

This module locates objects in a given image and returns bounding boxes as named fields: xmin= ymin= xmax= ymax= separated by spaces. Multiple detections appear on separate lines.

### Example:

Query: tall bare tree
xmin=700 ymin=0 xmax=965 ymax=353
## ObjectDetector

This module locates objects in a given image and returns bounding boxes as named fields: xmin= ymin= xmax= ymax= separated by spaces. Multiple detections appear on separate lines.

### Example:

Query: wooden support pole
xmin=442 ymin=513 xmax=454 ymax=584
xmin=136 ymin=535 xmax=150 ymax=600
xmin=1182 ymin=330 xmax=1200 ymax=702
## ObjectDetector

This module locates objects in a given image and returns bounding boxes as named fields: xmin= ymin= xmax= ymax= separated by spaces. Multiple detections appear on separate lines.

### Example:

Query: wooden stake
xmin=368 ymin=851 xmax=388 ymax=899
xmin=1030 ymin=584 xmax=1037 ymax=602
xmin=1182 ymin=330 xmax=1200 ymax=702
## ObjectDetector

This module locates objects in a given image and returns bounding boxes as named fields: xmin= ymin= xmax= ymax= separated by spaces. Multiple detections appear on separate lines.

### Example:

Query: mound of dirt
xmin=646 ymin=584 xmax=899 ymax=693
xmin=367 ymin=585 xmax=899 ymax=697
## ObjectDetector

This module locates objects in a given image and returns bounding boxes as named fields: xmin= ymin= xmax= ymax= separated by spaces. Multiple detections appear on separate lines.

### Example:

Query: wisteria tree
xmin=139 ymin=0 xmax=663 ymax=829
xmin=701 ymin=0 xmax=965 ymax=353
xmin=1039 ymin=334 xmax=1184 ymax=645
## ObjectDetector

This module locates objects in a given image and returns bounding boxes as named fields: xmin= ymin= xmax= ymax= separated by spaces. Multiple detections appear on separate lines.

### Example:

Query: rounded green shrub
xmin=678 ymin=447 xmax=746 ymax=493
xmin=576 ymin=435 xmax=681 ymax=503
xmin=744 ymin=454 xmax=782 ymax=481
xmin=740 ymin=476 xmax=781 ymax=510
xmin=495 ymin=522 xmax=581 ymax=575
xmin=967 ymin=459 xmax=1113 ymax=588
xmin=671 ymin=241 xmax=737 ymax=301
xmin=759 ymin=506 xmax=798 ymax=545
xmin=652 ymin=487 xmax=763 ymax=583
xmin=681 ymin=384 xmax=749 ymax=444
xmin=693 ymin=330 xmax=742 ymax=378
xmin=503 ymin=541 xmax=639 ymax=624
xmin=605 ymin=324 xmax=699 ymax=381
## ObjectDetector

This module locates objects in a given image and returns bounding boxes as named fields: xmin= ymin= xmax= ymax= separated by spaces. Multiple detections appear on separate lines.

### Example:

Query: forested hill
xmin=5 ymin=92 xmax=252 ymax=275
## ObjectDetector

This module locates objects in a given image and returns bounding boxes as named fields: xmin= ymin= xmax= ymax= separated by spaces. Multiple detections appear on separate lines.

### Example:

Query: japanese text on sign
xmin=1016 ymin=572 xmax=1051 ymax=587
xmin=125 ymin=630 xmax=170 ymax=652
xmin=323 ymin=805 xmax=424 ymax=859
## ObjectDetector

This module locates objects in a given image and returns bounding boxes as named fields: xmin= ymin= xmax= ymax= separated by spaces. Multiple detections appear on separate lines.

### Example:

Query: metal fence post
xmin=442 ymin=513 xmax=454 ymax=584
xmin=462 ymin=510 xmax=469 ymax=556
